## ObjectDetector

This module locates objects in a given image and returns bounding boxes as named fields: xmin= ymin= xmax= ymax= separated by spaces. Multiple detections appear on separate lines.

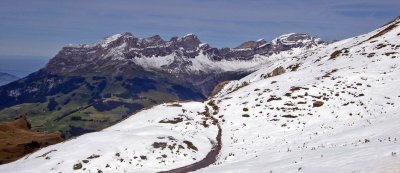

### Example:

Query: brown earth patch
xmin=0 ymin=117 xmax=64 ymax=164
xmin=210 ymin=81 xmax=230 ymax=97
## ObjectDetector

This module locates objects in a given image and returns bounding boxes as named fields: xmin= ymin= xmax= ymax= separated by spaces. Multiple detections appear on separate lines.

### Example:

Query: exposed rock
xmin=73 ymin=163 xmax=82 ymax=170
xmin=210 ymin=81 xmax=230 ymax=97
xmin=313 ymin=101 xmax=324 ymax=107
xmin=271 ymin=66 xmax=286 ymax=77
xmin=0 ymin=117 xmax=64 ymax=164
xmin=183 ymin=141 xmax=198 ymax=151
xmin=235 ymin=39 xmax=267 ymax=49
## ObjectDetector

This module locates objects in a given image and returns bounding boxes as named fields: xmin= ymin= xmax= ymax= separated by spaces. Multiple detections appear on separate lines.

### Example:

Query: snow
xmin=256 ymin=38 xmax=265 ymax=42
xmin=177 ymin=33 xmax=198 ymax=42
xmin=129 ymin=46 xmax=311 ymax=74
xmin=101 ymin=34 xmax=123 ymax=48
xmin=271 ymin=33 xmax=296 ymax=44
xmin=270 ymin=33 xmax=321 ymax=47
xmin=188 ymin=49 xmax=311 ymax=73
xmin=231 ymin=48 xmax=252 ymax=51
xmin=184 ymin=33 xmax=196 ymax=37
xmin=132 ymin=53 xmax=176 ymax=71
xmin=257 ymin=43 xmax=269 ymax=48
xmin=200 ymin=17 xmax=400 ymax=172
xmin=0 ymin=102 xmax=217 ymax=173
xmin=1 ymin=18 xmax=400 ymax=173
xmin=199 ymin=43 xmax=208 ymax=47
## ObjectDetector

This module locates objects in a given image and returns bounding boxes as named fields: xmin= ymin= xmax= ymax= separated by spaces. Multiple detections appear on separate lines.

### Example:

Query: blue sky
xmin=0 ymin=0 xmax=399 ymax=57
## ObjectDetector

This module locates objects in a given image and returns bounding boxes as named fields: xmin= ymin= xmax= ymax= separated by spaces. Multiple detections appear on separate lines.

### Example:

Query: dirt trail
xmin=159 ymin=106 xmax=222 ymax=173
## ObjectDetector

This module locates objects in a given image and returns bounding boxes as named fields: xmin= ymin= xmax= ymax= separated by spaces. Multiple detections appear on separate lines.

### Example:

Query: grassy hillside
xmin=0 ymin=70 xmax=204 ymax=137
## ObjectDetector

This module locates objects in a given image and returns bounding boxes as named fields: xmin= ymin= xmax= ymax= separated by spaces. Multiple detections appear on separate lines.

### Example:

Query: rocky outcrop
xmin=0 ymin=117 xmax=64 ymax=164
xmin=271 ymin=66 xmax=286 ymax=77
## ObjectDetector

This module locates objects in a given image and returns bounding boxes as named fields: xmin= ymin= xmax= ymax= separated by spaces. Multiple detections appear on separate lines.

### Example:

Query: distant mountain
xmin=2 ymin=16 xmax=399 ymax=173
xmin=0 ymin=32 xmax=324 ymax=138
xmin=0 ymin=55 xmax=49 ymax=77
xmin=48 ymin=32 xmax=324 ymax=95
xmin=0 ymin=72 xmax=18 ymax=86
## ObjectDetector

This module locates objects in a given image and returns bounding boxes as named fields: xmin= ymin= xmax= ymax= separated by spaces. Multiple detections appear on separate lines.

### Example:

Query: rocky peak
xmin=235 ymin=39 xmax=267 ymax=49
xmin=271 ymin=33 xmax=325 ymax=48
xmin=170 ymin=33 xmax=201 ymax=50
xmin=232 ymin=33 xmax=325 ymax=53
xmin=100 ymin=32 xmax=135 ymax=48
xmin=140 ymin=35 xmax=166 ymax=47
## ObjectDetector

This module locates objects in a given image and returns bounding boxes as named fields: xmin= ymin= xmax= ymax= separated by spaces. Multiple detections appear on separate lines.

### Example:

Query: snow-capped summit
xmin=99 ymin=32 xmax=134 ymax=48
xmin=271 ymin=33 xmax=324 ymax=48
xmin=140 ymin=35 xmax=166 ymax=47
xmin=2 ymin=16 xmax=399 ymax=173
xmin=100 ymin=33 xmax=123 ymax=47
xmin=170 ymin=33 xmax=201 ymax=50
xmin=234 ymin=39 xmax=267 ymax=49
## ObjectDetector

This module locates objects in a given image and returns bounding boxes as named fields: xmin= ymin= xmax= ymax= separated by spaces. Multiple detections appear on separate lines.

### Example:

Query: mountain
xmin=0 ymin=72 xmax=18 ymax=86
xmin=0 ymin=32 xmax=324 ymax=138
xmin=1 ymin=17 xmax=399 ymax=172
xmin=46 ymin=32 xmax=323 ymax=95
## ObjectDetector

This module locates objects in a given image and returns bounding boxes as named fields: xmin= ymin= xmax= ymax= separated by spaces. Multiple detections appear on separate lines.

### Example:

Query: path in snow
xmin=159 ymin=107 xmax=222 ymax=173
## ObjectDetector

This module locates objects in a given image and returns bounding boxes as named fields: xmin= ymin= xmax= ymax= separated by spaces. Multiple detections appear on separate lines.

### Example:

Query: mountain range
xmin=0 ymin=16 xmax=399 ymax=173
xmin=0 ymin=32 xmax=324 ymax=138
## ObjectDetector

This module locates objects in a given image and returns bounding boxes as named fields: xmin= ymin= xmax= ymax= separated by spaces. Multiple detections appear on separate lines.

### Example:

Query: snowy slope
xmin=0 ymin=102 xmax=219 ymax=173
xmin=201 ymin=17 xmax=400 ymax=173
xmin=1 ymin=17 xmax=400 ymax=173
xmin=132 ymin=49 xmax=309 ymax=74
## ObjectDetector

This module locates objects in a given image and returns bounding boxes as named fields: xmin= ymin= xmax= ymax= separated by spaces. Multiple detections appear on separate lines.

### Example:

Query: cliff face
xmin=0 ymin=117 xmax=64 ymax=164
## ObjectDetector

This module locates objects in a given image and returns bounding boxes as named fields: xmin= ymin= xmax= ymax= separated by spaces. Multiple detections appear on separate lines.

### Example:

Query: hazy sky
xmin=0 ymin=55 xmax=48 ymax=77
xmin=0 ymin=0 xmax=399 ymax=57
